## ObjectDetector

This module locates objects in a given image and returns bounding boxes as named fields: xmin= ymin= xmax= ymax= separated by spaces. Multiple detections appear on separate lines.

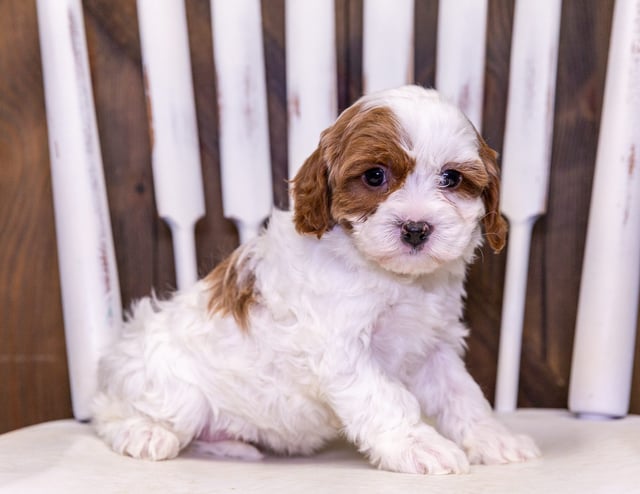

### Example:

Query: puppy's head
xmin=292 ymin=85 xmax=507 ymax=276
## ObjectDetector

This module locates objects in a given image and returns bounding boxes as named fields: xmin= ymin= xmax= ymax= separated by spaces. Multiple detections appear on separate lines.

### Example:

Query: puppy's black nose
xmin=401 ymin=221 xmax=431 ymax=248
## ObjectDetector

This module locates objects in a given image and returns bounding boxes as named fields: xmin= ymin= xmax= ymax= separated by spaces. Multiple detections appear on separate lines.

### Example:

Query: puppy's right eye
xmin=362 ymin=167 xmax=387 ymax=188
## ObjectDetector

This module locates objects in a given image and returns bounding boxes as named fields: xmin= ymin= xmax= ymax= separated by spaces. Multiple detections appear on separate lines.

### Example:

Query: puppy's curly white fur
xmin=92 ymin=85 xmax=540 ymax=474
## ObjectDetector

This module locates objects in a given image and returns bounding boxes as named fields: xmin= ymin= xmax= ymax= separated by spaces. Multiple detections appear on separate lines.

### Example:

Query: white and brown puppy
xmin=93 ymin=85 xmax=539 ymax=474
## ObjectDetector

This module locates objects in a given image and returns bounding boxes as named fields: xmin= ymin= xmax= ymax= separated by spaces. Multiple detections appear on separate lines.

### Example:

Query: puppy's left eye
xmin=438 ymin=169 xmax=462 ymax=189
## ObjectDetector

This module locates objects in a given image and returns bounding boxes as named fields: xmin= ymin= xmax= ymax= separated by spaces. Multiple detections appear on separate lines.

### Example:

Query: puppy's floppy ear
xmin=478 ymin=138 xmax=508 ymax=253
xmin=291 ymin=101 xmax=363 ymax=238
xmin=291 ymin=146 xmax=334 ymax=238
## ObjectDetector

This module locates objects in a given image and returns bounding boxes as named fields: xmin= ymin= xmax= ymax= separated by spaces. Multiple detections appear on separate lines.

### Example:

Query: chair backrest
xmin=36 ymin=0 xmax=640 ymax=422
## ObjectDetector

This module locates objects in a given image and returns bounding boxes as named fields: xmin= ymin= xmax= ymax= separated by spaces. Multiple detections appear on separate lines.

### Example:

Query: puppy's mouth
xmin=350 ymin=218 xmax=453 ymax=275
xmin=407 ymin=244 xmax=426 ymax=255
xmin=370 ymin=247 xmax=443 ymax=277
xmin=372 ymin=228 xmax=444 ymax=273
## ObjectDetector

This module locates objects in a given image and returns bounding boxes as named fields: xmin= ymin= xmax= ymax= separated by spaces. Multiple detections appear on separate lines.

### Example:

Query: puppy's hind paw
xmin=109 ymin=420 xmax=181 ymax=461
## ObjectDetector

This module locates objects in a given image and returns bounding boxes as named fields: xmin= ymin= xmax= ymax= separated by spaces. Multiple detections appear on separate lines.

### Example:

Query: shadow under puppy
xmin=92 ymin=85 xmax=540 ymax=474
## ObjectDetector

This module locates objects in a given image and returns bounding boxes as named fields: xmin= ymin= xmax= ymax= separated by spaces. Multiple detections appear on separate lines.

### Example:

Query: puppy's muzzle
xmin=401 ymin=221 xmax=431 ymax=248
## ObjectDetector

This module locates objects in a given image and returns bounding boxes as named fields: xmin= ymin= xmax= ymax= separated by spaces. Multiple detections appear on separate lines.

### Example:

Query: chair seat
xmin=1 ymin=409 xmax=639 ymax=493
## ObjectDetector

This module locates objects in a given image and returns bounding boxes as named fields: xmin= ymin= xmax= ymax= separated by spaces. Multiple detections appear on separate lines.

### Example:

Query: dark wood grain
xmin=1 ymin=0 xmax=638 ymax=434
xmin=184 ymin=0 xmax=240 ymax=276
xmin=518 ymin=0 xmax=616 ymax=408
xmin=464 ymin=0 xmax=515 ymax=403
xmin=414 ymin=0 xmax=439 ymax=88
xmin=84 ymin=0 xmax=170 ymax=303
xmin=0 ymin=0 xmax=71 ymax=430
xmin=261 ymin=0 xmax=289 ymax=210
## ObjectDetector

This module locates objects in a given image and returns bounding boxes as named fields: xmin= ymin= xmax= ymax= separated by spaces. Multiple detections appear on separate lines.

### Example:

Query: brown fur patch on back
xmin=205 ymin=248 xmax=257 ymax=331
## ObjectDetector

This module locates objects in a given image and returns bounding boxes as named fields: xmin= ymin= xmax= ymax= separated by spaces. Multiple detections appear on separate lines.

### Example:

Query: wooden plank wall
xmin=1 ymin=0 xmax=637 ymax=434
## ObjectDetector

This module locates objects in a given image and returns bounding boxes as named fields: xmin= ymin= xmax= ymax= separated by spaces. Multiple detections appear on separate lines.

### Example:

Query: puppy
xmin=92 ymin=85 xmax=540 ymax=474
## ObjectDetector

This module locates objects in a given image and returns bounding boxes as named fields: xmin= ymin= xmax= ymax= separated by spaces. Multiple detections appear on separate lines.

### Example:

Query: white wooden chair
xmin=1 ymin=0 xmax=639 ymax=492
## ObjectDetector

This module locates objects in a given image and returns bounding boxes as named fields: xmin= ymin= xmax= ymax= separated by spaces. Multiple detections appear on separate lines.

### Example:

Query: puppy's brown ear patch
xmin=291 ymin=147 xmax=334 ymax=238
xmin=205 ymin=249 xmax=257 ymax=331
xmin=478 ymin=139 xmax=508 ymax=253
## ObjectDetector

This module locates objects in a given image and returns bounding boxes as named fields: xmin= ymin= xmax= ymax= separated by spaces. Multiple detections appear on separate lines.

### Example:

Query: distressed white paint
xmin=569 ymin=0 xmax=640 ymax=419
xmin=362 ymin=0 xmax=414 ymax=94
xmin=435 ymin=0 xmax=488 ymax=131
xmin=495 ymin=0 xmax=562 ymax=412
xmin=210 ymin=0 xmax=273 ymax=243
xmin=285 ymin=0 xmax=337 ymax=180
xmin=137 ymin=0 xmax=205 ymax=289
xmin=36 ymin=0 xmax=122 ymax=420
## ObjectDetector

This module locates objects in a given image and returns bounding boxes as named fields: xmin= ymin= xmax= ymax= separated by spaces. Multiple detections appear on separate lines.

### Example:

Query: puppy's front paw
xmin=370 ymin=425 xmax=470 ymax=475
xmin=462 ymin=420 xmax=540 ymax=465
